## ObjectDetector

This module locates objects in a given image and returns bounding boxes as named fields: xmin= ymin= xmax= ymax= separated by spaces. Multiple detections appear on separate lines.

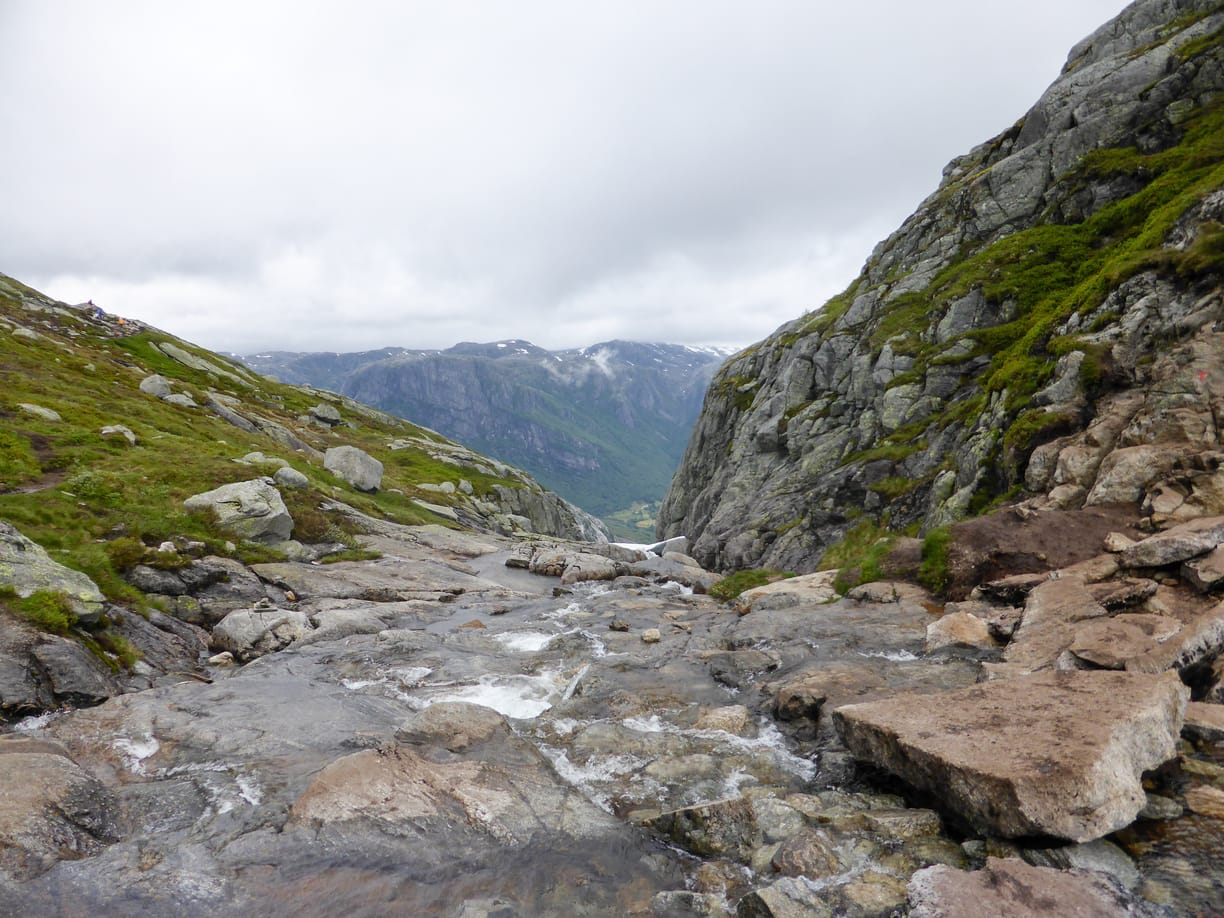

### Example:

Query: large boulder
xmin=183 ymin=479 xmax=293 ymax=544
xmin=324 ymin=445 xmax=383 ymax=492
xmin=833 ymin=670 xmax=1188 ymax=842
xmin=210 ymin=604 xmax=313 ymax=661
xmin=0 ymin=522 xmax=105 ymax=619
xmin=1119 ymin=516 xmax=1224 ymax=568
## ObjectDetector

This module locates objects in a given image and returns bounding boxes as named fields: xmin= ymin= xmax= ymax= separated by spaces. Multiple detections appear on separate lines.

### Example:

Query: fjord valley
xmin=240 ymin=340 xmax=730 ymax=541
xmin=2 ymin=1 xmax=1224 ymax=915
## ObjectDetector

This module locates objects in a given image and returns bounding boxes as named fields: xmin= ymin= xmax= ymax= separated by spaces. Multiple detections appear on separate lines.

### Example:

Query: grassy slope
xmin=0 ymin=275 xmax=528 ymax=613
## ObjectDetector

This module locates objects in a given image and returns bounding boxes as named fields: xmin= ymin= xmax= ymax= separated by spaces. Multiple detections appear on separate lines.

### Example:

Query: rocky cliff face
xmin=244 ymin=340 xmax=729 ymax=533
xmin=661 ymin=0 xmax=1224 ymax=572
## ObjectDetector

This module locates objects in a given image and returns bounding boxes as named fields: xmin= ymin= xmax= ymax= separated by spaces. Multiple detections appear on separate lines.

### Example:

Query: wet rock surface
xmin=0 ymin=518 xmax=1220 ymax=914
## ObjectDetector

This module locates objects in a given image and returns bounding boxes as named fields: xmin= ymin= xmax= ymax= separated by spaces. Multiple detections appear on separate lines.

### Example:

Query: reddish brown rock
xmin=908 ymin=857 xmax=1164 ymax=918
xmin=1001 ymin=577 xmax=1110 ymax=674
xmin=1183 ymin=544 xmax=1224 ymax=593
xmin=1068 ymin=614 xmax=1182 ymax=669
xmin=925 ymin=611 xmax=999 ymax=652
xmin=833 ymin=670 xmax=1188 ymax=842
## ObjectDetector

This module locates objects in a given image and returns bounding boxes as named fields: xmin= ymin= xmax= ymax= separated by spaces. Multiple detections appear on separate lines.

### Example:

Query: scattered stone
xmin=737 ymin=876 xmax=832 ymax=917
xmin=459 ymin=619 xmax=486 ymax=630
xmin=693 ymin=705 xmax=753 ymax=735
xmin=926 ymin=611 xmax=999 ymax=652
xmin=1104 ymin=531 xmax=1137 ymax=553
xmin=139 ymin=374 xmax=173 ymax=398
xmin=18 ymin=402 xmax=61 ymax=422
xmin=650 ymin=890 xmax=725 ymax=916
xmin=641 ymin=628 xmax=661 ymax=644
xmin=210 ymin=606 xmax=313 ymax=661
xmin=208 ymin=651 xmax=235 ymax=666
xmin=999 ymin=576 xmax=1110 ymax=674
xmin=847 ymin=581 xmax=930 ymax=603
xmin=907 ymin=857 xmax=1164 ymax=918
xmin=1183 ymin=545 xmax=1224 ymax=593
xmin=309 ymin=403 xmax=343 ymax=426
xmin=647 ymin=797 xmax=762 ymax=861
xmin=99 ymin=424 xmax=136 ymax=445
xmin=183 ymin=479 xmax=293 ymax=544
xmin=1022 ymin=838 xmax=1140 ymax=890
xmin=1183 ymin=700 xmax=1224 ymax=742
xmin=1138 ymin=793 xmax=1183 ymax=821
xmin=273 ymin=466 xmax=309 ymax=490
xmin=1123 ymin=601 xmax=1224 ymax=675
xmin=164 ymin=393 xmax=198 ymax=408
xmin=324 ymin=445 xmax=384 ymax=492
xmin=772 ymin=666 xmax=887 ymax=722
xmin=833 ymin=670 xmax=1188 ymax=841
xmin=608 ymin=618 xmax=630 ymax=632
xmin=1088 ymin=578 xmax=1159 ymax=609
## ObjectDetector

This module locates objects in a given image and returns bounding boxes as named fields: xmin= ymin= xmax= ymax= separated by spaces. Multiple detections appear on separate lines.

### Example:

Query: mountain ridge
xmin=661 ymin=0 xmax=1224 ymax=574
xmin=241 ymin=339 xmax=733 ymax=538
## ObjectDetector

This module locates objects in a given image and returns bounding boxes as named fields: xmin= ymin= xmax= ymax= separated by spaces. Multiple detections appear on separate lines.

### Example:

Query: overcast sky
xmin=2 ymin=1 xmax=1130 ymax=355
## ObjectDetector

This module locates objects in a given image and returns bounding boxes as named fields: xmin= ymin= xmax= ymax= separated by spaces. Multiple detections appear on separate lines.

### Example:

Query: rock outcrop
xmin=660 ymin=0 xmax=1224 ymax=573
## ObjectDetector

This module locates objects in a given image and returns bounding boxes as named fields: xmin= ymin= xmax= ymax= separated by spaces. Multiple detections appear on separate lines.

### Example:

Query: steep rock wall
xmin=661 ymin=0 xmax=1224 ymax=572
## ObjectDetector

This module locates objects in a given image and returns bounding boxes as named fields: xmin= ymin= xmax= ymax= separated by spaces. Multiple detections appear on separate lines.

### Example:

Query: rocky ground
xmin=2 ymin=503 xmax=1223 ymax=916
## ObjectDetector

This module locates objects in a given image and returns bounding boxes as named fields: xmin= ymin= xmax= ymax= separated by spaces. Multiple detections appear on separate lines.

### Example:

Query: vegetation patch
xmin=3 ymin=589 xmax=78 ymax=635
xmin=709 ymin=569 xmax=794 ymax=602
xmin=917 ymin=527 xmax=952 ymax=594
xmin=819 ymin=519 xmax=896 ymax=592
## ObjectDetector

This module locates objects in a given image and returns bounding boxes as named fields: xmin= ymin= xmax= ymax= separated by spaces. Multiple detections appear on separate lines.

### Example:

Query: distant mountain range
xmin=240 ymin=340 xmax=732 ymax=539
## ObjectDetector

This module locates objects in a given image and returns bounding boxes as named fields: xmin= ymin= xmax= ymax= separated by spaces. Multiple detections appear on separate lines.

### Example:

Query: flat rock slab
xmin=833 ymin=670 xmax=1188 ymax=842
xmin=908 ymin=857 xmax=1166 ymax=918
xmin=1000 ymin=576 xmax=1110 ymax=673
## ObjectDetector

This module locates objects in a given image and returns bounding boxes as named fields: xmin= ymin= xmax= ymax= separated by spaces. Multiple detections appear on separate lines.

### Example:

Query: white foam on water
xmin=13 ymin=711 xmax=58 ymax=733
xmin=621 ymin=714 xmax=818 ymax=782
xmin=721 ymin=767 xmax=755 ymax=798
xmin=114 ymin=734 xmax=160 ymax=775
xmin=341 ymin=678 xmax=380 ymax=690
xmin=236 ymin=773 xmax=263 ymax=806
xmin=431 ymin=671 xmax=561 ymax=719
xmin=541 ymin=747 xmax=651 ymax=812
xmin=391 ymin=666 xmax=433 ymax=687
xmin=622 ymin=714 xmax=672 ymax=733
xmin=562 ymin=664 xmax=589 ymax=701
xmin=492 ymin=630 xmax=556 ymax=652
xmin=858 ymin=649 xmax=920 ymax=662
xmin=578 ymin=630 xmax=608 ymax=657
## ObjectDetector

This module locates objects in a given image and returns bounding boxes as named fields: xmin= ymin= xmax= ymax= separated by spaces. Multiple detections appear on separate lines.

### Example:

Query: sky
xmin=1 ymin=1 xmax=1131 ymax=356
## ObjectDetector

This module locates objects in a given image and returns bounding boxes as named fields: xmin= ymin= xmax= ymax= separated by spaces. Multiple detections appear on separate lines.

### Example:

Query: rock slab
xmin=908 ymin=857 xmax=1165 ymax=918
xmin=833 ymin=670 xmax=1188 ymax=842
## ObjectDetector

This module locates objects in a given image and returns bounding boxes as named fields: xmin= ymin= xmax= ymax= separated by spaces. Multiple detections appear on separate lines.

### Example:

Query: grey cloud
xmin=1 ymin=0 xmax=1129 ymax=354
